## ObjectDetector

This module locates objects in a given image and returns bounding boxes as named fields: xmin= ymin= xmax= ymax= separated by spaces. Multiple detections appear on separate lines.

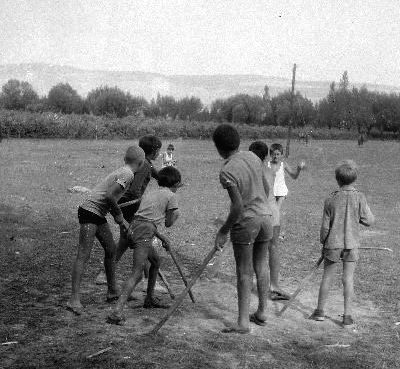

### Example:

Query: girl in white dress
xmin=268 ymin=143 xmax=305 ymax=239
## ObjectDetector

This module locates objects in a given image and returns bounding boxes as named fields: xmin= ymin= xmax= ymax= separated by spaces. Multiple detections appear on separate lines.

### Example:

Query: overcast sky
xmin=1 ymin=0 xmax=399 ymax=85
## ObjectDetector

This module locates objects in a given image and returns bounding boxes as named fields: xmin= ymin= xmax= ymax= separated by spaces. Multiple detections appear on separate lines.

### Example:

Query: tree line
xmin=1 ymin=71 xmax=399 ymax=136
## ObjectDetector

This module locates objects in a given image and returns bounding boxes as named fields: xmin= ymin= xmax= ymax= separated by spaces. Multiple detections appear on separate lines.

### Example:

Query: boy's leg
xmin=253 ymin=240 xmax=269 ymax=322
xmin=342 ymin=261 xmax=356 ymax=317
xmin=144 ymin=245 xmax=169 ymax=308
xmin=275 ymin=197 xmax=285 ymax=238
xmin=111 ymin=246 xmax=149 ymax=316
xmin=316 ymin=258 xmax=337 ymax=312
xmin=229 ymin=242 xmax=253 ymax=332
xmin=68 ymin=223 xmax=97 ymax=313
xmin=95 ymin=223 xmax=118 ymax=300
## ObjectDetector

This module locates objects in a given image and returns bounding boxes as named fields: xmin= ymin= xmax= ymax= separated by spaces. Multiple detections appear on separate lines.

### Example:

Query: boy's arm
xmin=165 ymin=208 xmax=180 ymax=227
xmin=320 ymin=199 xmax=331 ymax=245
xmin=106 ymin=182 xmax=127 ymax=225
xmin=155 ymin=229 xmax=171 ymax=251
xmin=359 ymin=194 xmax=375 ymax=227
xmin=284 ymin=161 xmax=305 ymax=180
xmin=165 ymin=193 xmax=179 ymax=227
xmin=262 ymin=167 xmax=271 ymax=198
xmin=215 ymin=185 xmax=243 ymax=250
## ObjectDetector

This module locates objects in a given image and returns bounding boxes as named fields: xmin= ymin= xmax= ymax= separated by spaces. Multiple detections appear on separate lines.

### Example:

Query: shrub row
xmin=0 ymin=109 xmax=397 ymax=140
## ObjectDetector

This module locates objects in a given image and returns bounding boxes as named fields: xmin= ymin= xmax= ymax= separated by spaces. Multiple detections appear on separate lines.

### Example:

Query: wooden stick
xmin=87 ymin=347 xmax=112 ymax=359
xmin=119 ymin=198 xmax=141 ymax=209
xmin=285 ymin=63 xmax=297 ymax=159
xmin=169 ymin=248 xmax=196 ymax=303
xmin=278 ymin=255 xmax=323 ymax=317
xmin=359 ymin=246 xmax=393 ymax=252
xmin=158 ymin=271 xmax=175 ymax=300
xmin=150 ymin=246 xmax=219 ymax=335
xmin=278 ymin=246 xmax=392 ymax=317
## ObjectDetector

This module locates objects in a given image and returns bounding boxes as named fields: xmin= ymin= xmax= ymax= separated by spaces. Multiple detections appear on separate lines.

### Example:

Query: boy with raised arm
xmin=249 ymin=141 xmax=290 ymax=301
xmin=213 ymin=125 xmax=273 ymax=334
xmin=107 ymin=166 xmax=182 ymax=325
xmin=67 ymin=146 xmax=145 ymax=315
xmin=310 ymin=160 xmax=374 ymax=327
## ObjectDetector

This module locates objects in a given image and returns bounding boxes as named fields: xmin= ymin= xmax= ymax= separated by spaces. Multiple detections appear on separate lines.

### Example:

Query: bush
xmin=0 ymin=109 xmax=397 ymax=141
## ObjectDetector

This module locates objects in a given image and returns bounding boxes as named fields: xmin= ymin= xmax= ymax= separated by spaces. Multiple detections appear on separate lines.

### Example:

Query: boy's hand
xmin=298 ymin=161 xmax=306 ymax=170
xmin=215 ymin=230 xmax=228 ymax=251
xmin=162 ymin=239 xmax=171 ymax=251
xmin=114 ymin=213 xmax=124 ymax=225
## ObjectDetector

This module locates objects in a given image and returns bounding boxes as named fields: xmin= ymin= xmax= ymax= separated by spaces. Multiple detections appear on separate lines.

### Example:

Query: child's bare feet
xmin=249 ymin=313 xmax=267 ymax=326
xmin=143 ymin=296 xmax=170 ymax=309
xmin=106 ymin=311 xmax=126 ymax=325
xmin=66 ymin=301 xmax=83 ymax=316
xmin=221 ymin=324 xmax=251 ymax=334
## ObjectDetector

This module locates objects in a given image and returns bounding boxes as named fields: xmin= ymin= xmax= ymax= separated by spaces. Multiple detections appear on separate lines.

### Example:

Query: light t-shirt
xmin=134 ymin=187 xmax=178 ymax=227
xmin=219 ymin=151 xmax=271 ymax=219
xmin=80 ymin=165 xmax=135 ymax=217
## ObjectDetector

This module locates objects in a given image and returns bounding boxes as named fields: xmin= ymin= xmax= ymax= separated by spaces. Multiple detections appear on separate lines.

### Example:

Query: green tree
xmin=0 ymin=79 xmax=39 ymax=110
xmin=86 ymin=86 xmax=128 ymax=118
xmin=48 ymin=83 xmax=84 ymax=114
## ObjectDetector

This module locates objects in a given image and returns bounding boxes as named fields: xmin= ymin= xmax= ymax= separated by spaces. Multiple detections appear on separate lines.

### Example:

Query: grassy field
xmin=0 ymin=138 xmax=399 ymax=369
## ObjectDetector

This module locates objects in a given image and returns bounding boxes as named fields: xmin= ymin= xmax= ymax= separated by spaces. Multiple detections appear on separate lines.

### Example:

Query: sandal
xmin=106 ymin=312 xmax=126 ymax=325
xmin=221 ymin=326 xmax=251 ymax=334
xmin=270 ymin=290 xmax=290 ymax=301
xmin=249 ymin=313 xmax=267 ymax=326
xmin=66 ymin=302 xmax=83 ymax=316
xmin=143 ymin=297 xmax=170 ymax=309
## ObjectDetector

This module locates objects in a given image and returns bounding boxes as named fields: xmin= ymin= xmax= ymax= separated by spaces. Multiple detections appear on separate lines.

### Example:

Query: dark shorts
xmin=230 ymin=215 xmax=273 ymax=246
xmin=78 ymin=207 xmax=107 ymax=225
xmin=126 ymin=220 xmax=156 ymax=249
xmin=120 ymin=201 xmax=141 ymax=223
xmin=323 ymin=248 xmax=359 ymax=263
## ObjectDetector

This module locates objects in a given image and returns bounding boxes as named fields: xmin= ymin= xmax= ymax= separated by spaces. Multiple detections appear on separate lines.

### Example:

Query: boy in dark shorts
xmin=95 ymin=135 xmax=162 ymax=285
xmin=249 ymin=141 xmax=290 ymax=301
xmin=67 ymin=146 xmax=145 ymax=315
xmin=213 ymin=125 xmax=273 ymax=334
xmin=107 ymin=166 xmax=182 ymax=325
xmin=310 ymin=160 xmax=374 ymax=327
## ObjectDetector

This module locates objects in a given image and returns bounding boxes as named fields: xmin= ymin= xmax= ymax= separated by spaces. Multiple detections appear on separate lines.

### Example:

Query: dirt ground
xmin=0 ymin=139 xmax=399 ymax=368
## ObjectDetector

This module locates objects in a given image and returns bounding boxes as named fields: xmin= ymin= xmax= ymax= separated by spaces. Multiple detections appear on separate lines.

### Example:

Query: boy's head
xmin=249 ymin=141 xmax=269 ymax=161
xmin=139 ymin=135 xmax=162 ymax=161
xmin=167 ymin=144 xmax=175 ymax=154
xmin=212 ymin=124 xmax=240 ymax=159
xmin=124 ymin=145 xmax=145 ymax=172
xmin=157 ymin=166 xmax=182 ymax=192
xmin=335 ymin=160 xmax=358 ymax=186
xmin=270 ymin=143 xmax=284 ymax=163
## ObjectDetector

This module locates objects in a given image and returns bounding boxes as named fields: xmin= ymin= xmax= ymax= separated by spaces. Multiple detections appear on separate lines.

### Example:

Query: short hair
xmin=212 ymin=124 xmax=240 ymax=152
xmin=270 ymin=143 xmax=284 ymax=155
xmin=249 ymin=141 xmax=269 ymax=161
xmin=157 ymin=166 xmax=181 ymax=188
xmin=139 ymin=135 xmax=162 ymax=156
xmin=335 ymin=160 xmax=358 ymax=186
xmin=124 ymin=145 xmax=145 ymax=165
xmin=167 ymin=144 xmax=175 ymax=151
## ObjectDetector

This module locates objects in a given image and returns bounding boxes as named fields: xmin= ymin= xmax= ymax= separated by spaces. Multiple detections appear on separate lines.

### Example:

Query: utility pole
xmin=285 ymin=63 xmax=297 ymax=158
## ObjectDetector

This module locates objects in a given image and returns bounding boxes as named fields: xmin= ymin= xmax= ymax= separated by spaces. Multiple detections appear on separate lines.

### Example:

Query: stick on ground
xmin=158 ymin=270 xmax=175 ymax=300
xmin=150 ymin=246 xmax=219 ymax=335
xmin=278 ymin=255 xmax=324 ymax=317
xmin=169 ymin=248 xmax=195 ymax=303
xmin=87 ymin=347 xmax=112 ymax=359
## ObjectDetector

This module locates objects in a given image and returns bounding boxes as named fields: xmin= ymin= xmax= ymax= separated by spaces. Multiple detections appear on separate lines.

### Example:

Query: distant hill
xmin=1 ymin=63 xmax=399 ymax=105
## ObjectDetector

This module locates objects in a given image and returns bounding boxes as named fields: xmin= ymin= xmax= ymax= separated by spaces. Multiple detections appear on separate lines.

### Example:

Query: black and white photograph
xmin=0 ymin=1 xmax=399 ymax=368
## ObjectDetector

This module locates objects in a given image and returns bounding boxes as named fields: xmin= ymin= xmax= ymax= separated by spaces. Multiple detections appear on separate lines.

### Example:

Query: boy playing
xmin=67 ymin=146 xmax=145 ymax=315
xmin=162 ymin=144 xmax=177 ymax=168
xmin=107 ymin=166 xmax=182 ymax=325
xmin=213 ymin=125 xmax=273 ymax=334
xmin=310 ymin=160 xmax=374 ymax=327
xmin=249 ymin=141 xmax=290 ymax=301
xmin=95 ymin=135 xmax=162 ymax=286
